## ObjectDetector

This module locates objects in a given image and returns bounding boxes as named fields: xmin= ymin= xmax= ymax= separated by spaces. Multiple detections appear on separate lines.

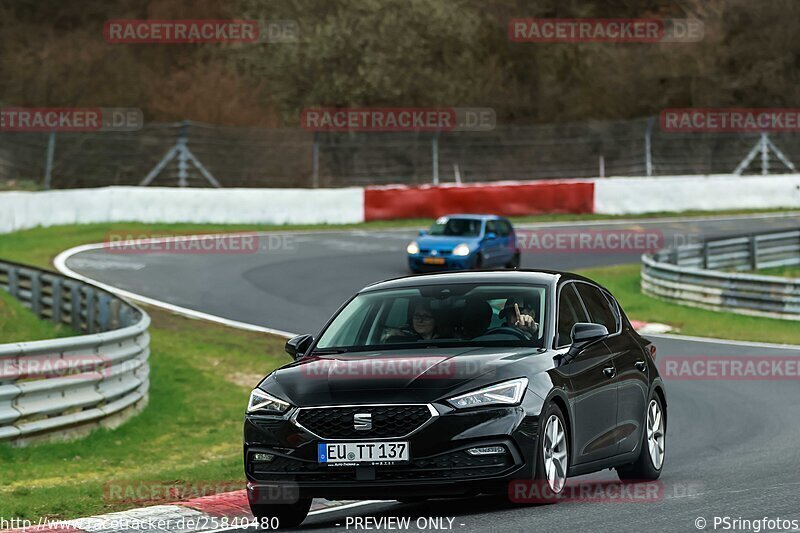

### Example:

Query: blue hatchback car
xmin=407 ymin=214 xmax=521 ymax=272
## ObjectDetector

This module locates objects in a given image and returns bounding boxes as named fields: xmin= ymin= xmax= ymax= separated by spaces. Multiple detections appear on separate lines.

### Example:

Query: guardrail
xmin=641 ymin=229 xmax=800 ymax=319
xmin=0 ymin=260 xmax=150 ymax=444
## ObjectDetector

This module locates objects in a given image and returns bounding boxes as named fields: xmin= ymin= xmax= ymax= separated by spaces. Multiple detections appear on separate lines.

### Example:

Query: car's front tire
xmin=533 ymin=402 xmax=569 ymax=503
xmin=616 ymin=391 xmax=665 ymax=481
xmin=250 ymin=498 xmax=312 ymax=529
xmin=506 ymin=252 xmax=521 ymax=269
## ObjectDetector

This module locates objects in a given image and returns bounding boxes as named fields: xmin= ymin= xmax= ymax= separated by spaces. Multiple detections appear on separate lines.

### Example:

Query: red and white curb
xmin=630 ymin=320 xmax=673 ymax=335
xmin=9 ymin=492 xmax=378 ymax=532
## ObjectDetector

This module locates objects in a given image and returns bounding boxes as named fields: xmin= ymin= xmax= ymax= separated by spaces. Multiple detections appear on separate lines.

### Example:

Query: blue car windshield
xmin=427 ymin=217 xmax=482 ymax=237
xmin=315 ymin=283 xmax=548 ymax=352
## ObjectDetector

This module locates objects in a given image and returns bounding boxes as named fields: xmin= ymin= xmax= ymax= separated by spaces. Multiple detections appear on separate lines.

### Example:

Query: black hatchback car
xmin=244 ymin=270 xmax=666 ymax=527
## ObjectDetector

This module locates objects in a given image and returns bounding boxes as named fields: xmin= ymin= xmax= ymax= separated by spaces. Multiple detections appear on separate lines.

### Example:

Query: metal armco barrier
xmin=0 ymin=260 xmax=150 ymax=444
xmin=641 ymin=229 xmax=800 ymax=319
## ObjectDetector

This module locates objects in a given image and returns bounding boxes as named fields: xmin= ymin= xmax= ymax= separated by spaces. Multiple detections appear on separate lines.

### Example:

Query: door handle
xmin=603 ymin=366 xmax=616 ymax=379
xmin=634 ymin=360 xmax=647 ymax=372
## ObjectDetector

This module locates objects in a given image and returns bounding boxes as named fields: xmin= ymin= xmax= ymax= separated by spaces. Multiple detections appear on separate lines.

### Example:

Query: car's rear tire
xmin=532 ymin=402 xmax=569 ymax=504
xmin=616 ymin=391 xmax=665 ymax=481
xmin=506 ymin=252 xmax=521 ymax=269
xmin=250 ymin=498 xmax=312 ymax=529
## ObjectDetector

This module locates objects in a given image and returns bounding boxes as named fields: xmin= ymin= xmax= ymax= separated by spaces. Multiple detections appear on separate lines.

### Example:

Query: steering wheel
xmin=482 ymin=325 xmax=530 ymax=340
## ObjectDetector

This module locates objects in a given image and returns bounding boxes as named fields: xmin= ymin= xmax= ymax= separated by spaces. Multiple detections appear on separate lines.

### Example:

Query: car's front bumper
xmin=244 ymin=401 xmax=542 ymax=502
xmin=408 ymin=254 xmax=474 ymax=271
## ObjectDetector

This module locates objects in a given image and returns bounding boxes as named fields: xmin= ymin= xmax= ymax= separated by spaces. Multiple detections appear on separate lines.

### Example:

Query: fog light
xmin=466 ymin=446 xmax=506 ymax=456
xmin=252 ymin=453 xmax=275 ymax=463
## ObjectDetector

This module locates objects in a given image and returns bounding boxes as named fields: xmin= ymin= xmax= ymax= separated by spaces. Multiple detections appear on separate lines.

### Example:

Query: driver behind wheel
xmin=499 ymin=297 xmax=539 ymax=336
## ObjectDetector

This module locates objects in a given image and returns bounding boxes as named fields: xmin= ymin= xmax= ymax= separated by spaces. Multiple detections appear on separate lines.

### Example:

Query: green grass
xmin=580 ymin=264 xmax=800 ymax=345
xmin=755 ymin=265 xmax=800 ymax=278
xmin=0 ymin=291 xmax=74 ymax=344
xmin=0 ymin=306 xmax=290 ymax=519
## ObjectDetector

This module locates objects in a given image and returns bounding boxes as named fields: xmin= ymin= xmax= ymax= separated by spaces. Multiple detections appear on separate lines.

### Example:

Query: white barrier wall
xmin=0 ymin=186 xmax=365 ymax=233
xmin=594 ymin=174 xmax=800 ymax=215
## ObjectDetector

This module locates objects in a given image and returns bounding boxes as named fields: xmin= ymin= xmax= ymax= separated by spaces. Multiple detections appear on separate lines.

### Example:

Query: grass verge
xmin=582 ymin=264 xmax=800 ymax=345
xmin=0 ymin=290 xmax=74 ymax=344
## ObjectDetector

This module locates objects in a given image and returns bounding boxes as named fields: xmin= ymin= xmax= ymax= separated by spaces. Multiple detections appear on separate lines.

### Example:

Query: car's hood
xmin=262 ymin=346 xmax=556 ymax=405
xmin=416 ymin=235 xmax=480 ymax=250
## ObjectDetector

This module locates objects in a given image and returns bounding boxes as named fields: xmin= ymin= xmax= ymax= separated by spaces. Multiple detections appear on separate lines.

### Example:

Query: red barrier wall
xmin=364 ymin=181 xmax=595 ymax=221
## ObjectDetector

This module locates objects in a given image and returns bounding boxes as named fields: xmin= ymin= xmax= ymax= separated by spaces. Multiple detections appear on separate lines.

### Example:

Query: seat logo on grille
xmin=354 ymin=413 xmax=372 ymax=431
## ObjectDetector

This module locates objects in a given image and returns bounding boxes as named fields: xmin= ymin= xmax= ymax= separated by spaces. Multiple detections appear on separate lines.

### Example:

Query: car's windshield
xmin=427 ymin=217 xmax=483 ymax=237
xmin=315 ymin=283 xmax=547 ymax=351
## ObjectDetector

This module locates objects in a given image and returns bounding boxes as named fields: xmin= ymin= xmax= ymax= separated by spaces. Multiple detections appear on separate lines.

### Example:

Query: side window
xmin=602 ymin=291 xmax=622 ymax=332
xmin=556 ymin=284 xmax=589 ymax=347
xmin=575 ymin=283 xmax=617 ymax=333
xmin=485 ymin=220 xmax=498 ymax=236
xmin=497 ymin=220 xmax=511 ymax=237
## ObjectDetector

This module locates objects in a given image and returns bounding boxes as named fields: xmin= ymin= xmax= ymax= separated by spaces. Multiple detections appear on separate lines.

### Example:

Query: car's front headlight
xmin=407 ymin=241 xmax=420 ymax=254
xmin=452 ymin=243 xmax=471 ymax=256
xmin=247 ymin=389 xmax=291 ymax=414
xmin=447 ymin=378 xmax=528 ymax=409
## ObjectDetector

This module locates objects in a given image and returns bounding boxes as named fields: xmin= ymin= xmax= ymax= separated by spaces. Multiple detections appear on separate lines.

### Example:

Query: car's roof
xmin=435 ymin=213 xmax=504 ymax=220
xmin=360 ymin=269 xmax=597 ymax=293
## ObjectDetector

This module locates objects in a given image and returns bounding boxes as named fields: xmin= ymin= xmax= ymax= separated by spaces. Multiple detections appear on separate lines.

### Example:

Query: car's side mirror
xmin=418 ymin=230 xmax=427 ymax=236
xmin=285 ymin=334 xmax=314 ymax=360
xmin=568 ymin=323 xmax=609 ymax=355
xmin=484 ymin=232 xmax=497 ymax=240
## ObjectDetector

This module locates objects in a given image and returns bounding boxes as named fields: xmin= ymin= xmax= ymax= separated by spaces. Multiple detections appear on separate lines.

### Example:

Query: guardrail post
xmin=98 ymin=293 xmax=111 ymax=331
xmin=86 ymin=287 xmax=96 ymax=334
xmin=8 ymin=268 xmax=18 ymax=298
xmin=702 ymin=242 xmax=710 ymax=269
xmin=749 ymin=235 xmax=759 ymax=270
xmin=51 ymin=278 xmax=63 ymax=324
xmin=70 ymin=283 xmax=82 ymax=331
xmin=30 ymin=272 xmax=42 ymax=318
xmin=670 ymin=247 xmax=679 ymax=265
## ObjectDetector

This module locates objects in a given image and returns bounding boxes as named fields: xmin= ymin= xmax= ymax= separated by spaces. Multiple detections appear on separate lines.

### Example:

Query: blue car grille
xmin=419 ymin=249 xmax=452 ymax=255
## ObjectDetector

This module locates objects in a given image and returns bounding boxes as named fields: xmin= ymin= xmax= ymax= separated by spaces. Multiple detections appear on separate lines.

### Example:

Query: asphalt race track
xmin=62 ymin=213 xmax=800 ymax=532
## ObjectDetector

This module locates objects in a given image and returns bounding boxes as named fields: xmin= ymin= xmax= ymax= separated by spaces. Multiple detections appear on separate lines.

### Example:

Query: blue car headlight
xmin=452 ymin=243 xmax=471 ymax=256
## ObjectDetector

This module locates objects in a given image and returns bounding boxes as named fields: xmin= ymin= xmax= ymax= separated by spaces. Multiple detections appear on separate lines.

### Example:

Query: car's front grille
xmin=419 ymin=249 xmax=452 ymax=255
xmin=251 ymin=448 xmax=515 ymax=482
xmin=294 ymin=404 xmax=433 ymax=439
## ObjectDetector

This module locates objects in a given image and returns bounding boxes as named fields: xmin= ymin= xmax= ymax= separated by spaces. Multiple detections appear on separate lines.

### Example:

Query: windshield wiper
xmin=311 ymin=348 xmax=349 ymax=355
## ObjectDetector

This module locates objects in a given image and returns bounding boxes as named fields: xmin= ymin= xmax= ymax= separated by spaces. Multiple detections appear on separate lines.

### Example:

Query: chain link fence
xmin=1 ymin=118 xmax=799 ymax=189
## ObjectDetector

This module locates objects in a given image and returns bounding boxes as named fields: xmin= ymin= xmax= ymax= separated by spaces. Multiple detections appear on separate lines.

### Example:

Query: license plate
xmin=423 ymin=257 xmax=445 ymax=265
xmin=317 ymin=441 xmax=409 ymax=464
